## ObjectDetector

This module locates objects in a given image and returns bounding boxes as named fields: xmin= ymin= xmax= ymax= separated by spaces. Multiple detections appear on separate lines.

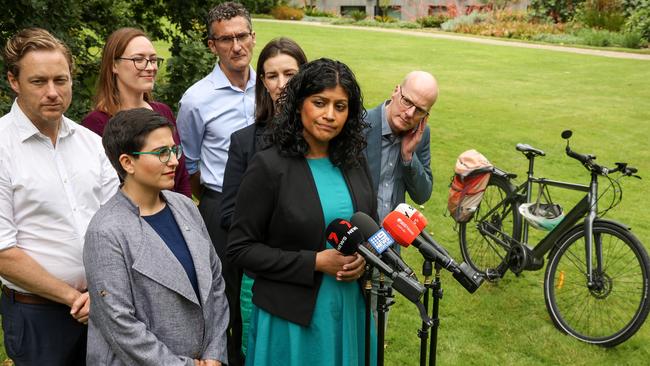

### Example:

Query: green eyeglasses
xmin=131 ymin=145 xmax=183 ymax=163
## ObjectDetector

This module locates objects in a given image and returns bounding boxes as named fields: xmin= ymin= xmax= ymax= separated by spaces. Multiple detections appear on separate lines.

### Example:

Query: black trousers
xmin=0 ymin=293 xmax=86 ymax=366
xmin=199 ymin=189 xmax=244 ymax=366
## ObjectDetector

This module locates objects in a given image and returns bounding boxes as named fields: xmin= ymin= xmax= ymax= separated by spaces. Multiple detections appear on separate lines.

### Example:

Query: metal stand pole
xmin=377 ymin=273 xmax=386 ymax=366
xmin=364 ymin=266 xmax=372 ymax=366
xmin=429 ymin=264 xmax=443 ymax=366
xmin=418 ymin=260 xmax=433 ymax=366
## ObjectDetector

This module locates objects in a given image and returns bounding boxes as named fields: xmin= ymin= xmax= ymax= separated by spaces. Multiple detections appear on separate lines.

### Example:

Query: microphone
xmin=382 ymin=211 xmax=484 ymax=293
xmin=325 ymin=219 xmax=427 ymax=305
xmin=393 ymin=203 xmax=451 ymax=257
xmin=350 ymin=212 xmax=417 ymax=278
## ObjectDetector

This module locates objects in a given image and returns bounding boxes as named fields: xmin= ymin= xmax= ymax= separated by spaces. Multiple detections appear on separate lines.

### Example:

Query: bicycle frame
xmin=482 ymin=154 xmax=603 ymax=285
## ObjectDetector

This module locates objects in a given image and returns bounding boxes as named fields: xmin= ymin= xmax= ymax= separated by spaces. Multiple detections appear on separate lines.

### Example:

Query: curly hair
xmin=207 ymin=2 xmax=251 ymax=39
xmin=271 ymin=58 xmax=367 ymax=169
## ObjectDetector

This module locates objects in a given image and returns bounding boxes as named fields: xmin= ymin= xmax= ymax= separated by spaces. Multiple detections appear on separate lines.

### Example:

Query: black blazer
xmin=220 ymin=122 xmax=269 ymax=230
xmin=226 ymin=146 xmax=377 ymax=326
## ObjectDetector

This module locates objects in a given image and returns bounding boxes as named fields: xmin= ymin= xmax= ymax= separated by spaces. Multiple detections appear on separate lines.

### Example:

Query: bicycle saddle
xmin=516 ymin=143 xmax=545 ymax=157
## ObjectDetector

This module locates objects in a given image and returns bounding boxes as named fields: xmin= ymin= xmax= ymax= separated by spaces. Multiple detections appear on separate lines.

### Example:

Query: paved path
xmin=255 ymin=19 xmax=650 ymax=61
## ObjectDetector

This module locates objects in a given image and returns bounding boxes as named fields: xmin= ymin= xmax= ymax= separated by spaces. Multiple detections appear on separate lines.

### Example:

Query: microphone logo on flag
xmin=368 ymin=228 xmax=395 ymax=254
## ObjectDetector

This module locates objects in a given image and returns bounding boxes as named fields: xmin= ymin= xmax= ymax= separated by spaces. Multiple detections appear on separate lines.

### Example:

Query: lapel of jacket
xmin=365 ymin=103 xmax=384 ymax=189
xmin=131 ymin=195 xmax=201 ymax=306
xmin=165 ymin=193 xmax=213 ymax=307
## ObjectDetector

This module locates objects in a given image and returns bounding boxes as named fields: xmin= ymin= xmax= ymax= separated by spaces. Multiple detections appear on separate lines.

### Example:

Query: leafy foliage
xmin=575 ymin=0 xmax=626 ymax=31
xmin=417 ymin=14 xmax=451 ymax=28
xmin=271 ymin=5 xmax=304 ymax=20
xmin=529 ymin=0 xmax=585 ymax=23
xmin=624 ymin=0 xmax=650 ymax=40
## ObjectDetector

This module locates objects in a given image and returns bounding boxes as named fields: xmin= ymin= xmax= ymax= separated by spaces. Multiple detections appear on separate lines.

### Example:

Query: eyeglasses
xmin=211 ymin=32 xmax=252 ymax=46
xmin=116 ymin=57 xmax=164 ymax=71
xmin=398 ymin=87 xmax=430 ymax=121
xmin=131 ymin=145 xmax=183 ymax=163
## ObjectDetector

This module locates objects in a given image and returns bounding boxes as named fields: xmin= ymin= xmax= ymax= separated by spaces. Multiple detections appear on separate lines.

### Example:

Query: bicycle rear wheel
xmin=544 ymin=221 xmax=650 ymax=347
xmin=459 ymin=174 xmax=521 ymax=277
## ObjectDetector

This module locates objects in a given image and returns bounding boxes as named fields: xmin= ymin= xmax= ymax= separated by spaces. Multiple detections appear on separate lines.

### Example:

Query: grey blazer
xmin=84 ymin=190 xmax=228 ymax=366
xmin=364 ymin=102 xmax=433 ymax=210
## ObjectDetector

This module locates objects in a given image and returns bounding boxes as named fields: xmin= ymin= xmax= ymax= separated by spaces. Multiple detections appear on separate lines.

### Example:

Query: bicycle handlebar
xmin=565 ymin=146 xmax=639 ymax=177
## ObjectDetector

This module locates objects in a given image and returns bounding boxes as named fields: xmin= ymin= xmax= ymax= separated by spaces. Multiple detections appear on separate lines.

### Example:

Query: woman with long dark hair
xmin=82 ymin=27 xmax=191 ymax=197
xmin=227 ymin=58 xmax=377 ymax=366
xmin=219 ymin=37 xmax=307 ymax=362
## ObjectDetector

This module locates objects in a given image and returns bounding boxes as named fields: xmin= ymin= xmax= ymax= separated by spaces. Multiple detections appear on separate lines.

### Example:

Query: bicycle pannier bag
xmin=448 ymin=149 xmax=493 ymax=223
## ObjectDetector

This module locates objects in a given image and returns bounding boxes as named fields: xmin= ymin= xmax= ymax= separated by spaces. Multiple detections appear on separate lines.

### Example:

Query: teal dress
xmin=245 ymin=157 xmax=377 ymax=366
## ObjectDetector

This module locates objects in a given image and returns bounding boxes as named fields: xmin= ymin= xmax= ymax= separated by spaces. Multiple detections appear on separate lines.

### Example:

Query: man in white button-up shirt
xmin=0 ymin=28 xmax=119 ymax=365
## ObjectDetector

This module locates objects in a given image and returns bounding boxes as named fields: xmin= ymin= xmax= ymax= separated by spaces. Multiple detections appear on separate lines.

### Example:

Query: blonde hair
xmin=3 ymin=27 xmax=73 ymax=77
xmin=94 ymin=27 xmax=153 ymax=116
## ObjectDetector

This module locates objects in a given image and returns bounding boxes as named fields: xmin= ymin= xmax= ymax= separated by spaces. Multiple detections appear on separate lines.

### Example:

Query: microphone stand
xmin=377 ymin=272 xmax=386 ymax=366
xmin=429 ymin=263 xmax=443 ymax=366
xmin=364 ymin=265 xmax=372 ymax=366
xmin=418 ymin=260 xmax=433 ymax=366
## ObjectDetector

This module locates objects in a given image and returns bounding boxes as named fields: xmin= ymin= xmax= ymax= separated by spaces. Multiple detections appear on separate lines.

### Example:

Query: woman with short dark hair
xmin=227 ymin=58 xmax=377 ymax=366
xmin=84 ymin=108 xmax=228 ymax=366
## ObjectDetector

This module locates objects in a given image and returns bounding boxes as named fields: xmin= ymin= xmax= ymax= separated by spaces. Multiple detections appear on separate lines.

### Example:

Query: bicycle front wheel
xmin=544 ymin=221 xmax=650 ymax=347
xmin=459 ymin=174 xmax=521 ymax=277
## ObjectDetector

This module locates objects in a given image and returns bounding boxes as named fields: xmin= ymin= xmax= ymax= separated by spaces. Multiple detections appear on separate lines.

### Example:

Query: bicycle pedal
xmin=484 ymin=268 xmax=502 ymax=282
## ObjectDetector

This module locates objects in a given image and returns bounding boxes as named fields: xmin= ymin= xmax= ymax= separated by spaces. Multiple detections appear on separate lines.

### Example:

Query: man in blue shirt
xmin=176 ymin=2 xmax=256 ymax=365
xmin=364 ymin=71 xmax=438 ymax=324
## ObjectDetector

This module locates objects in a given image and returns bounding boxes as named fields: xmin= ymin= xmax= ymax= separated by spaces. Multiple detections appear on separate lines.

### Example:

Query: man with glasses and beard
xmin=364 ymin=71 xmax=438 ymax=325
xmin=176 ymin=2 xmax=256 ymax=365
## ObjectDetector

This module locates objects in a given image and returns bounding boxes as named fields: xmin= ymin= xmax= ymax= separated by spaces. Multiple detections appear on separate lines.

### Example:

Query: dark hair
xmin=271 ymin=58 xmax=367 ymax=169
xmin=3 ymin=27 xmax=73 ymax=78
xmin=102 ymin=108 xmax=174 ymax=179
xmin=256 ymin=37 xmax=307 ymax=123
xmin=207 ymin=2 xmax=251 ymax=39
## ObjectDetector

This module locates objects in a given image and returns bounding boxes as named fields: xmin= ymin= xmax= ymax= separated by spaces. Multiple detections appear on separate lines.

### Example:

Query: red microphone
xmin=382 ymin=211 xmax=454 ymax=270
xmin=393 ymin=203 xmax=451 ymax=257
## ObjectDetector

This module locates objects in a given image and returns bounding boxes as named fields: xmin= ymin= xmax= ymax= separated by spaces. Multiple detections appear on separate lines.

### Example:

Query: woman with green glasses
xmin=84 ymin=108 xmax=229 ymax=366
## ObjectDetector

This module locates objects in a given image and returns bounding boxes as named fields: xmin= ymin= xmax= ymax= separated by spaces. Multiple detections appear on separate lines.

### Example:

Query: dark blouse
xmin=82 ymin=101 xmax=192 ymax=197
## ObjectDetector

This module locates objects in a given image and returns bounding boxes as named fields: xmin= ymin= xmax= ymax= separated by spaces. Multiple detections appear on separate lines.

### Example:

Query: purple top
xmin=82 ymin=101 xmax=192 ymax=198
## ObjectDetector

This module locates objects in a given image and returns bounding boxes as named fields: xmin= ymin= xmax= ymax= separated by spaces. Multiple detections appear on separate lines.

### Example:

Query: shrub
xmin=576 ymin=0 xmax=626 ymax=31
xmin=304 ymin=6 xmax=336 ymax=17
xmin=374 ymin=15 xmax=398 ymax=23
xmin=441 ymin=12 xmax=490 ymax=31
xmin=417 ymin=14 xmax=450 ymax=28
xmin=155 ymin=31 xmax=214 ymax=110
xmin=529 ymin=0 xmax=585 ymax=23
xmin=348 ymin=10 xmax=367 ymax=21
xmin=625 ymin=5 xmax=650 ymax=40
xmin=271 ymin=5 xmax=304 ymax=20
xmin=619 ymin=31 xmax=648 ymax=47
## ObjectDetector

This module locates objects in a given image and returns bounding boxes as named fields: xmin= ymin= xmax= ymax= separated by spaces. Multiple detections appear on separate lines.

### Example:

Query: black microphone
xmin=350 ymin=212 xmax=417 ymax=278
xmin=325 ymin=219 xmax=426 ymax=304
xmin=393 ymin=203 xmax=451 ymax=257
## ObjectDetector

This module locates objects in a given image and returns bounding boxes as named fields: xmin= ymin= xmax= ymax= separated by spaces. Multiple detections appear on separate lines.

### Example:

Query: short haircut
xmin=207 ymin=1 xmax=252 ymax=39
xmin=94 ymin=28 xmax=153 ymax=116
xmin=255 ymin=37 xmax=307 ymax=123
xmin=102 ymin=108 xmax=174 ymax=180
xmin=3 ymin=27 xmax=73 ymax=78
xmin=272 ymin=58 xmax=368 ymax=169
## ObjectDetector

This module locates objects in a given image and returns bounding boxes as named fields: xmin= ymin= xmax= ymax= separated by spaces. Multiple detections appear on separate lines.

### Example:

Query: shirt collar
xmin=115 ymin=188 xmax=176 ymax=216
xmin=11 ymin=99 xmax=76 ymax=143
xmin=380 ymin=100 xmax=400 ymax=141
xmin=210 ymin=63 xmax=256 ymax=92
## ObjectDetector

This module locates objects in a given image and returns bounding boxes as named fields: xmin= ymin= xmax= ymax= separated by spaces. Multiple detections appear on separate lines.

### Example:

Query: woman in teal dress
xmin=227 ymin=58 xmax=378 ymax=366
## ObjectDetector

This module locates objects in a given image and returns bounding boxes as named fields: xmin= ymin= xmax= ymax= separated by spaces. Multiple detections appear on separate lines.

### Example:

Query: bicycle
xmin=458 ymin=130 xmax=650 ymax=347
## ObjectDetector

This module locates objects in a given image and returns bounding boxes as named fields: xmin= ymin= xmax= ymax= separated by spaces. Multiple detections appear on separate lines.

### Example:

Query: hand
xmin=336 ymin=253 xmax=366 ymax=282
xmin=195 ymin=360 xmax=221 ymax=366
xmin=401 ymin=119 xmax=425 ymax=163
xmin=70 ymin=291 xmax=90 ymax=324
xmin=315 ymin=249 xmax=359 ymax=280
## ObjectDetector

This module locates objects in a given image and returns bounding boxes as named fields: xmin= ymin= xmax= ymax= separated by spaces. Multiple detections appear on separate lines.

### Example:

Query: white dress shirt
xmin=0 ymin=101 xmax=119 ymax=293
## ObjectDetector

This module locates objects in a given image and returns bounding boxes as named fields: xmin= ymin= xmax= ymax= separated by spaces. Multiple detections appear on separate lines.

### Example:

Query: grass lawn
xmin=2 ymin=20 xmax=649 ymax=365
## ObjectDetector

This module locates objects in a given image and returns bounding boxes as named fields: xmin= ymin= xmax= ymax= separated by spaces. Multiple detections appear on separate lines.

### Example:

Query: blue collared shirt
xmin=378 ymin=102 xmax=403 ymax=221
xmin=177 ymin=63 xmax=256 ymax=192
